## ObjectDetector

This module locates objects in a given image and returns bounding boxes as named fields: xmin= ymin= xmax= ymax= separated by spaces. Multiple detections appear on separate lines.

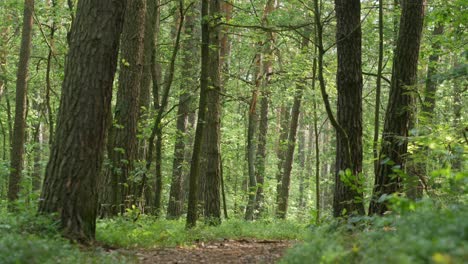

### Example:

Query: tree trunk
xmin=8 ymin=0 xmax=34 ymax=207
xmin=203 ymin=0 xmax=222 ymax=226
xmin=421 ymin=24 xmax=444 ymax=120
xmin=369 ymin=0 xmax=425 ymax=215
xmin=373 ymin=0 xmax=384 ymax=176
xmin=333 ymin=0 xmax=365 ymax=217
xmin=254 ymin=93 xmax=269 ymax=217
xmin=186 ymin=0 xmax=210 ymax=228
xmin=275 ymin=106 xmax=289 ymax=205
xmin=38 ymin=0 xmax=125 ymax=242
xmin=297 ymin=115 xmax=306 ymax=210
xmin=276 ymin=83 xmax=305 ymax=219
xmin=100 ymin=0 xmax=146 ymax=218
xmin=167 ymin=4 xmax=199 ymax=220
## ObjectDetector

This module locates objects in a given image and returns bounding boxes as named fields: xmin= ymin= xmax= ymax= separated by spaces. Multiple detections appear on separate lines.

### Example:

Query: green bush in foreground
xmin=0 ymin=209 xmax=129 ymax=264
xmin=282 ymin=200 xmax=468 ymax=264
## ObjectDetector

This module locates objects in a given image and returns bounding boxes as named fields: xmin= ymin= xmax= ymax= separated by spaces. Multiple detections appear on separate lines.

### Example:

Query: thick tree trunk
xmin=100 ymin=0 xmax=146 ymax=218
xmin=8 ymin=0 xmax=34 ymax=206
xmin=333 ymin=0 xmax=365 ymax=217
xmin=369 ymin=0 xmax=425 ymax=215
xmin=186 ymin=0 xmax=210 ymax=228
xmin=38 ymin=0 xmax=125 ymax=242
xmin=203 ymin=0 xmax=222 ymax=225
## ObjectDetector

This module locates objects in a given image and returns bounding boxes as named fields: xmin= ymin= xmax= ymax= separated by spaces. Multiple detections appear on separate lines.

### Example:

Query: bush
xmin=281 ymin=200 xmax=468 ymax=264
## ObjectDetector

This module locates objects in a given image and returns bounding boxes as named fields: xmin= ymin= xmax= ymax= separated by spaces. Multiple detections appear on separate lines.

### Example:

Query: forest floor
xmin=123 ymin=239 xmax=294 ymax=263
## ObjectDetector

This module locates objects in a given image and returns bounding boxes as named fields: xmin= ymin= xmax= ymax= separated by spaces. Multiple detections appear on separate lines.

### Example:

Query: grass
xmin=97 ymin=217 xmax=307 ymax=248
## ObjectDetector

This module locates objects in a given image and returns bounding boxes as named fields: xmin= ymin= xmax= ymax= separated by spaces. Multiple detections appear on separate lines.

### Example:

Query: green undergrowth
xmin=97 ymin=217 xmax=306 ymax=248
xmin=0 ymin=208 xmax=129 ymax=264
xmin=282 ymin=199 xmax=468 ymax=264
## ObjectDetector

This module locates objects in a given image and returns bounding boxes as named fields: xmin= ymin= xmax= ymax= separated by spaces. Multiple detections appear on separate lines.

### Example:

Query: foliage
xmin=0 ymin=209 xmax=129 ymax=264
xmin=282 ymin=200 xmax=468 ymax=264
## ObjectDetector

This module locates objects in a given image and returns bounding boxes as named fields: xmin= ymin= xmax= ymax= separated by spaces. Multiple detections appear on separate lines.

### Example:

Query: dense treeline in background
xmin=0 ymin=0 xmax=466 ymax=263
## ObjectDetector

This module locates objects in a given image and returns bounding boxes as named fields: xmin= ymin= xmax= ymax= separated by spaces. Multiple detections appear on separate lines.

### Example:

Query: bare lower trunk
xmin=8 ymin=0 xmax=34 ymax=207
xmin=39 ymin=0 xmax=125 ymax=242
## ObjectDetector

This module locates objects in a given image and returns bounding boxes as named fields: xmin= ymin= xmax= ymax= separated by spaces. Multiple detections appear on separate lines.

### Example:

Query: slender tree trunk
xmin=297 ymin=115 xmax=306 ymax=210
xmin=406 ymin=23 xmax=444 ymax=199
xmin=167 ymin=4 xmax=199 ymax=220
xmin=369 ymin=0 xmax=425 ymax=215
xmin=153 ymin=2 xmax=184 ymax=217
xmin=45 ymin=0 xmax=56 ymax=145
xmin=333 ymin=0 xmax=365 ymax=217
xmin=276 ymin=82 xmax=305 ymax=219
xmin=100 ymin=0 xmax=146 ymax=218
xmin=8 ymin=0 xmax=34 ymax=207
xmin=373 ymin=0 xmax=384 ymax=175
xmin=38 ymin=0 xmax=125 ymax=242
xmin=186 ymin=0 xmax=210 ymax=228
xmin=275 ymin=106 xmax=289 ymax=205
xmin=311 ymin=42 xmax=320 ymax=224
xmin=31 ymin=106 xmax=43 ymax=192
xmin=254 ymin=93 xmax=269 ymax=216
xmin=421 ymin=24 xmax=444 ymax=120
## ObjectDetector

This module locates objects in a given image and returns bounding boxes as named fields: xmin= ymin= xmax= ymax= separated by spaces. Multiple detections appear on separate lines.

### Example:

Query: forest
xmin=0 ymin=0 xmax=466 ymax=263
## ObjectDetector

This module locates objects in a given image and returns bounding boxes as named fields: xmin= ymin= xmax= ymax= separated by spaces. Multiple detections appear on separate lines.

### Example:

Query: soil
xmin=133 ymin=239 xmax=295 ymax=264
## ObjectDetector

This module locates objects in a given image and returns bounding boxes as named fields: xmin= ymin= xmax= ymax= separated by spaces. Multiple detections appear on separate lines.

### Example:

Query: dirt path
xmin=134 ymin=239 xmax=295 ymax=264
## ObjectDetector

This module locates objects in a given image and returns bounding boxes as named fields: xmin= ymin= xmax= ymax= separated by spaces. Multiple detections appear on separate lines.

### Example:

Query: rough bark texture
xmin=275 ymin=106 xmax=289 ymax=205
xmin=254 ymin=93 xmax=269 ymax=216
xmin=38 ymin=0 xmax=125 ymax=242
xmin=276 ymin=83 xmax=304 ymax=219
xmin=421 ymin=24 xmax=444 ymax=121
xmin=167 ymin=4 xmax=199 ymax=220
xmin=203 ymin=0 xmax=222 ymax=226
xmin=8 ymin=0 xmax=34 ymax=206
xmin=333 ymin=0 xmax=365 ymax=217
xmin=186 ymin=0 xmax=210 ymax=228
xmin=369 ymin=0 xmax=425 ymax=215
xmin=100 ymin=0 xmax=146 ymax=218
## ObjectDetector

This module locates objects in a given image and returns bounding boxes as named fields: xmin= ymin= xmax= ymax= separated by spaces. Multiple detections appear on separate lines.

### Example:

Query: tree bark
xmin=333 ymin=0 xmax=365 ymax=217
xmin=38 ymin=0 xmax=125 ymax=242
xmin=186 ymin=0 xmax=210 ymax=228
xmin=203 ymin=0 xmax=222 ymax=226
xmin=100 ymin=0 xmax=146 ymax=218
xmin=8 ymin=0 xmax=34 ymax=207
xmin=369 ymin=0 xmax=425 ymax=215
xmin=167 ymin=3 xmax=199 ymax=219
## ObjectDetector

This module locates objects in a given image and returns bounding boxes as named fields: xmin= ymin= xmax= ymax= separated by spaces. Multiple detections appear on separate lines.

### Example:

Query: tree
xmin=203 ymin=0 xmax=222 ymax=225
xmin=39 ymin=0 xmax=125 ymax=242
xmin=369 ymin=0 xmax=426 ymax=215
xmin=332 ymin=0 xmax=365 ymax=217
xmin=100 ymin=0 xmax=146 ymax=218
xmin=8 ymin=0 xmax=34 ymax=206
xmin=167 ymin=3 xmax=199 ymax=220
xmin=186 ymin=0 xmax=210 ymax=228
xmin=245 ymin=0 xmax=275 ymax=221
